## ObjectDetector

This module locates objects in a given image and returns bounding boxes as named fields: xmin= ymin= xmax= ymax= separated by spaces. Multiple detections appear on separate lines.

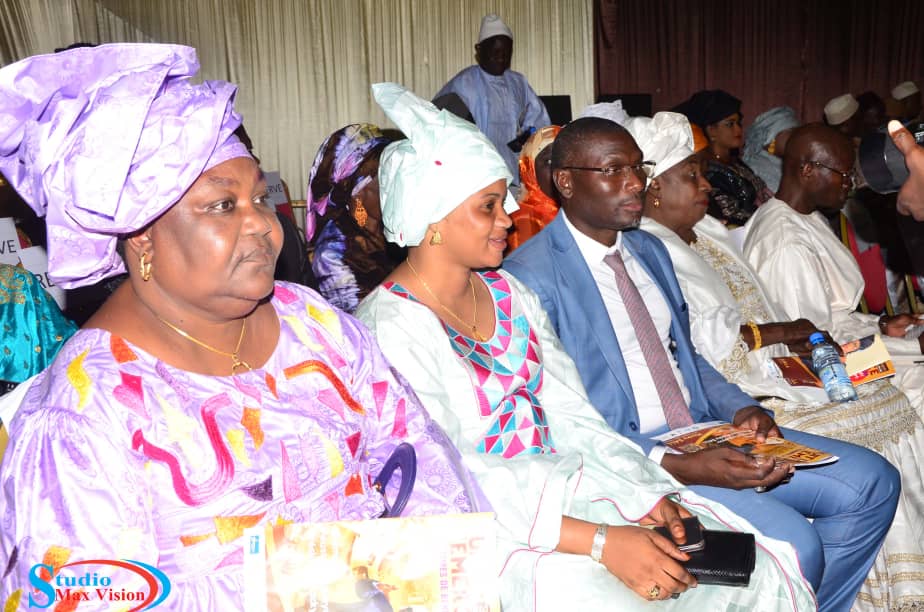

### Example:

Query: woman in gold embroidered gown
xmin=633 ymin=112 xmax=924 ymax=612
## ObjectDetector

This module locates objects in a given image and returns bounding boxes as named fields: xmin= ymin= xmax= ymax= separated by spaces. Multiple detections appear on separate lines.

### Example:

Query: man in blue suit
xmin=504 ymin=117 xmax=899 ymax=611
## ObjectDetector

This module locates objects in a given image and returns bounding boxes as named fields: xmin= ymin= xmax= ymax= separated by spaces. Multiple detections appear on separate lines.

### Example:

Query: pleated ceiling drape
xmin=0 ymin=0 xmax=594 ymax=202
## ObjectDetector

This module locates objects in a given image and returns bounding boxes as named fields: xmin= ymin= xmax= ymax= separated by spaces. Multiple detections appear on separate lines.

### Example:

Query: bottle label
xmin=817 ymin=365 xmax=853 ymax=387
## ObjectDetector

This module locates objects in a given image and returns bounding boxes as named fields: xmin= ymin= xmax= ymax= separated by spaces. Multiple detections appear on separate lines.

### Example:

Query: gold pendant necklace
xmin=406 ymin=259 xmax=487 ymax=342
xmin=155 ymin=315 xmax=252 ymax=375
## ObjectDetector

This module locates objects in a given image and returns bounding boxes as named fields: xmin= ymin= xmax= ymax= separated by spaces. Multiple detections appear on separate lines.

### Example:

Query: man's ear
xmin=553 ymin=169 xmax=573 ymax=199
xmin=799 ymin=162 xmax=813 ymax=180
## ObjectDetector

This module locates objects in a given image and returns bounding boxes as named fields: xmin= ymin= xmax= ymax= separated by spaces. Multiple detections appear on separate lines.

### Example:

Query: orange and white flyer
xmin=653 ymin=421 xmax=838 ymax=468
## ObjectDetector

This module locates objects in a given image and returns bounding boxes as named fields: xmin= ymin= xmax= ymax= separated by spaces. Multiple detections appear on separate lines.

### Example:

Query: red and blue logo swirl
xmin=28 ymin=559 xmax=171 ymax=610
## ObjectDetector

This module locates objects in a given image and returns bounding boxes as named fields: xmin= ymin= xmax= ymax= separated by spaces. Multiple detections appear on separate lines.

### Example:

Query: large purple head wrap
xmin=0 ymin=43 xmax=250 ymax=288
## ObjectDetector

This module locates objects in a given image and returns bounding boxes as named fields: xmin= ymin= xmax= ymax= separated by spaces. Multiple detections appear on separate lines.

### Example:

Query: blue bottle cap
xmin=808 ymin=332 xmax=825 ymax=344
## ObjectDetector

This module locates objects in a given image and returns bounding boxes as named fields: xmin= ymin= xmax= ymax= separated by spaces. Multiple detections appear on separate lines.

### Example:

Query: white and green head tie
xmin=372 ymin=82 xmax=518 ymax=247
xmin=625 ymin=111 xmax=695 ymax=180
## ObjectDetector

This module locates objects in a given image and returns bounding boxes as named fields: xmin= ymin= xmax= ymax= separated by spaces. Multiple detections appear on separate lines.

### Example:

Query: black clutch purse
xmin=684 ymin=530 xmax=756 ymax=587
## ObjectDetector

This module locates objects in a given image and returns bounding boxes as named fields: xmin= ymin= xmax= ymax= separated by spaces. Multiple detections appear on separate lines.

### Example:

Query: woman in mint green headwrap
xmin=357 ymin=82 xmax=815 ymax=611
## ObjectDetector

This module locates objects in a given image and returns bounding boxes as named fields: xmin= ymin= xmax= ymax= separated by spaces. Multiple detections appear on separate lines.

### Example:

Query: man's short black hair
xmin=550 ymin=117 xmax=629 ymax=169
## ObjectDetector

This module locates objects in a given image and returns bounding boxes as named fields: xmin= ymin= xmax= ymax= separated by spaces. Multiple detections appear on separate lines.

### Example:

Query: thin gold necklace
xmin=406 ymin=259 xmax=486 ymax=342
xmin=155 ymin=315 xmax=252 ymax=375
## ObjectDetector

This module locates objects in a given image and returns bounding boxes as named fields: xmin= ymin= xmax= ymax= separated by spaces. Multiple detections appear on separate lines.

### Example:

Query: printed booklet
xmin=243 ymin=512 xmax=498 ymax=612
xmin=652 ymin=421 xmax=838 ymax=467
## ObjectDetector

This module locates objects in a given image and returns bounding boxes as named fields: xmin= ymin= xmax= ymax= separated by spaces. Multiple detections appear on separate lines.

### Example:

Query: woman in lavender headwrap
xmin=306 ymin=124 xmax=403 ymax=313
xmin=0 ymin=45 xmax=479 ymax=610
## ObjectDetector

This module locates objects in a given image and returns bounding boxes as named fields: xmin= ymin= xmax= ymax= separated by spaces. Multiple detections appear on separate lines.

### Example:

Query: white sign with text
xmin=264 ymin=171 xmax=288 ymax=210
xmin=0 ymin=217 xmax=66 ymax=309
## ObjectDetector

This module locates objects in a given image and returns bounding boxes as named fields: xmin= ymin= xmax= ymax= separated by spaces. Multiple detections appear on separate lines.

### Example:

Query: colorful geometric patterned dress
xmin=385 ymin=271 xmax=555 ymax=458
xmin=0 ymin=282 xmax=477 ymax=610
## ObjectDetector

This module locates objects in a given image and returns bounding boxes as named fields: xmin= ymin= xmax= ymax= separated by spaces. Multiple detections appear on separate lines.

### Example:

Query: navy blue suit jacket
xmin=503 ymin=214 xmax=756 ymax=454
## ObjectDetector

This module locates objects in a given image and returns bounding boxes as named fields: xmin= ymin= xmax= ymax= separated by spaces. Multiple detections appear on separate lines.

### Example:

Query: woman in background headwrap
xmin=306 ymin=124 xmax=402 ymax=313
xmin=0 ymin=45 xmax=477 ymax=609
xmin=675 ymin=90 xmax=773 ymax=225
xmin=634 ymin=112 xmax=924 ymax=611
xmin=0 ymin=264 xmax=76 ymax=394
xmin=742 ymin=106 xmax=800 ymax=193
xmin=357 ymin=83 xmax=814 ymax=610
xmin=507 ymin=125 xmax=560 ymax=252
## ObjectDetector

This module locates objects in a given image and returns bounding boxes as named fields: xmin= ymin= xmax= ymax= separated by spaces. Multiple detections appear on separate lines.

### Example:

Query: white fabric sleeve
xmin=748 ymin=239 xmax=835 ymax=332
xmin=677 ymin=271 xmax=743 ymax=370
xmin=647 ymin=443 xmax=669 ymax=464
xmin=830 ymin=309 xmax=923 ymax=357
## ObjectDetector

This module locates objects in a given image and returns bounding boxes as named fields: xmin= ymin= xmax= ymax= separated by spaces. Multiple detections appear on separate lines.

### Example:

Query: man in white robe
xmin=744 ymin=124 xmax=924 ymax=414
xmin=434 ymin=14 xmax=550 ymax=181
xmin=743 ymin=125 xmax=924 ymax=368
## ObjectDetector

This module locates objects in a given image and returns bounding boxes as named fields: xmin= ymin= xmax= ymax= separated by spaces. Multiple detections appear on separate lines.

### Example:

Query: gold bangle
xmin=747 ymin=321 xmax=762 ymax=350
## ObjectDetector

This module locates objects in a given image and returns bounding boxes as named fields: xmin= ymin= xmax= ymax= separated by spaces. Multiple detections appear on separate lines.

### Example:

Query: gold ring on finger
xmin=648 ymin=585 xmax=661 ymax=600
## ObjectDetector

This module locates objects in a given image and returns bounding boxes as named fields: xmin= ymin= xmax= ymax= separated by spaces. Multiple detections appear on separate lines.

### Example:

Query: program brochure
xmin=653 ymin=421 xmax=838 ymax=468
xmin=841 ymin=334 xmax=895 ymax=385
xmin=243 ymin=512 xmax=498 ymax=612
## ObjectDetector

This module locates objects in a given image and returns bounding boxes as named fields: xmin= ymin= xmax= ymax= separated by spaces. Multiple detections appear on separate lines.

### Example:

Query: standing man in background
xmin=434 ymin=13 xmax=549 ymax=184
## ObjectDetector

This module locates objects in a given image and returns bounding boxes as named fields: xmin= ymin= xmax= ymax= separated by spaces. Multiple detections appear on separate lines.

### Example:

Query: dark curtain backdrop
xmin=595 ymin=0 xmax=924 ymax=126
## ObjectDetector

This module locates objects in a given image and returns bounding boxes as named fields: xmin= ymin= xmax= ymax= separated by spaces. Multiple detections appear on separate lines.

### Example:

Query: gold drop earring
xmin=139 ymin=251 xmax=152 ymax=282
xmin=352 ymin=198 xmax=368 ymax=228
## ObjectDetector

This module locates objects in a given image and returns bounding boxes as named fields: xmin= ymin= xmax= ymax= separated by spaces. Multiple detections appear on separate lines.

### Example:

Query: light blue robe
xmin=435 ymin=66 xmax=550 ymax=180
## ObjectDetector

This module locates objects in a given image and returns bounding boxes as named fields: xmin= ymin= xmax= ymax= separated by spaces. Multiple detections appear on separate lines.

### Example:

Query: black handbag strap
xmin=372 ymin=442 xmax=416 ymax=517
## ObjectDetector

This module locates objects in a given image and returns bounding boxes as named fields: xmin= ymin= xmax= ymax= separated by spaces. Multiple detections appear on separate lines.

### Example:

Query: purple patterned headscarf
xmin=305 ymin=124 xmax=390 ymax=240
xmin=0 ymin=43 xmax=250 ymax=288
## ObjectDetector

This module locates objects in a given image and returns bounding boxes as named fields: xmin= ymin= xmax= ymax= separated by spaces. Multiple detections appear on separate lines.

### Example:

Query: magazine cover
xmin=243 ymin=512 xmax=498 ymax=612
xmin=652 ymin=421 xmax=838 ymax=467
xmin=841 ymin=334 xmax=895 ymax=385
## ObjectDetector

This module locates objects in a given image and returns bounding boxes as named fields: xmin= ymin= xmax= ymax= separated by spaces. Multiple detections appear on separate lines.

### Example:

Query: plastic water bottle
xmin=809 ymin=332 xmax=858 ymax=402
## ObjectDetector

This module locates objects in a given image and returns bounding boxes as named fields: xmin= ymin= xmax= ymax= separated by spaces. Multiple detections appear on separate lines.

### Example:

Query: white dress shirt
xmin=562 ymin=213 xmax=692 ymax=460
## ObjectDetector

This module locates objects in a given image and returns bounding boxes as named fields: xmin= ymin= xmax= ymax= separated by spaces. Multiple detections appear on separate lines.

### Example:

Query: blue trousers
xmin=690 ymin=428 xmax=900 ymax=612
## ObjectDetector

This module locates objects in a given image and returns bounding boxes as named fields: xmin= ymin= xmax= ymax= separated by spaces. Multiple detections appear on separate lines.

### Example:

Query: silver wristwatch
xmin=590 ymin=523 xmax=608 ymax=563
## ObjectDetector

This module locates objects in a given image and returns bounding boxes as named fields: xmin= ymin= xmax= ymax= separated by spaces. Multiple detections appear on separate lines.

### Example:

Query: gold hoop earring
xmin=139 ymin=252 xmax=152 ymax=282
xmin=429 ymin=229 xmax=443 ymax=246
xmin=653 ymin=198 xmax=661 ymax=208
xmin=352 ymin=198 xmax=368 ymax=228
